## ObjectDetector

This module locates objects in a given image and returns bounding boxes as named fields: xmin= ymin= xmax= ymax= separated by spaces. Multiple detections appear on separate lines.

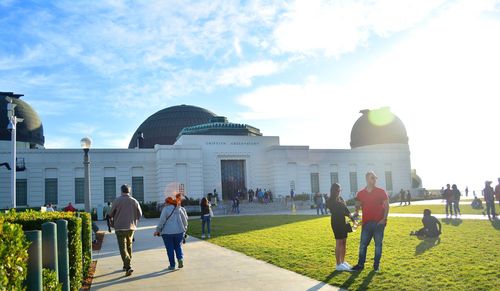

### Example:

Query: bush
xmin=43 ymin=268 xmax=62 ymax=291
xmin=0 ymin=216 xmax=29 ymax=291
xmin=2 ymin=211 xmax=83 ymax=291
xmin=78 ymin=212 xmax=92 ymax=278
xmin=294 ymin=194 xmax=311 ymax=201
xmin=140 ymin=201 xmax=161 ymax=218
xmin=183 ymin=197 xmax=201 ymax=206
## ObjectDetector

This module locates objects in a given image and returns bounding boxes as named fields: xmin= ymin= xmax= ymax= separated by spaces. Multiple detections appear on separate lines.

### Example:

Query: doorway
xmin=220 ymin=160 xmax=246 ymax=200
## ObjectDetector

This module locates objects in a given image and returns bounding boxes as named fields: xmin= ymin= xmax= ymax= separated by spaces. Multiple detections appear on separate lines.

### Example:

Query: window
xmin=16 ymin=179 xmax=28 ymax=206
xmin=104 ymin=177 xmax=116 ymax=203
xmin=349 ymin=172 xmax=358 ymax=196
xmin=310 ymin=173 xmax=320 ymax=194
xmin=132 ymin=176 xmax=144 ymax=203
xmin=45 ymin=178 xmax=58 ymax=205
xmin=330 ymin=172 xmax=339 ymax=184
xmin=385 ymin=171 xmax=393 ymax=193
xmin=75 ymin=178 xmax=84 ymax=204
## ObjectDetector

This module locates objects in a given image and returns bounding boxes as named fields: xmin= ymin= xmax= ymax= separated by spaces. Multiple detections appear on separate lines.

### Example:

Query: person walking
xmin=109 ymin=185 xmax=143 ymax=276
xmin=200 ymin=197 xmax=212 ymax=239
xmin=452 ymin=184 xmax=461 ymax=217
xmin=315 ymin=193 xmax=325 ymax=215
xmin=465 ymin=186 xmax=469 ymax=198
xmin=327 ymin=183 xmax=355 ymax=271
xmin=155 ymin=194 xmax=188 ymax=270
xmin=443 ymin=184 xmax=454 ymax=218
xmin=483 ymin=181 xmax=497 ymax=220
xmin=103 ymin=202 xmax=112 ymax=233
xmin=351 ymin=171 xmax=389 ymax=273
xmin=495 ymin=178 xmax=500 ymax=207
xmin=406 ymin=190 xmax=411 ymax=205
xmin=399 ymin=189 xmax=405 ymax=206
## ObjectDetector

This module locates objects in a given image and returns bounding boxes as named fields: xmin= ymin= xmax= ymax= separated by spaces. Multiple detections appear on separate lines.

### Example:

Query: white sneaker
xmin=342 ymin=262 xmax=352 ymax=269
xmin=201 ymin=234 xmax=205 ymax=239
xmin=207 ymin=234 xmax=211 ymax=239
xmin=335 ymin=264 xmax=350 ymax=272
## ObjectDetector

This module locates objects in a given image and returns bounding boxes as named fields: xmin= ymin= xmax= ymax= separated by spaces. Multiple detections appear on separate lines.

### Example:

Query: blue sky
xmin=1 ymin=0 xmax=499 ymax=190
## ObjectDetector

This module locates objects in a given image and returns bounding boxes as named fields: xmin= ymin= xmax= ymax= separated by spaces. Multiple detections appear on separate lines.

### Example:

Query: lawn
xmin=389 ymin=204 xmax=486 ymax=215
xmin=188 ymin=215 xmax=500 ymax=291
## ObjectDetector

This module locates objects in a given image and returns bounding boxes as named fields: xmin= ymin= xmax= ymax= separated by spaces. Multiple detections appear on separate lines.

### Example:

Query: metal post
xmin=56 ymin=220 xmax=70 ymax=291
xmin=83 ymin=148 xmax=91 ymax=213
xmin=11 ymin=116 xmax=16 ymax=209
xmin=41 ymin=222 xmax=58 ymax=277
xmin=24 ymin=230 xmax=42 ymax=291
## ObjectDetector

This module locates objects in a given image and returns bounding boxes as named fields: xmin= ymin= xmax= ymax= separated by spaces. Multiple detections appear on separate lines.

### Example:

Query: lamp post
xmin=6 ymin=97 xmax=23 ymax=209
xmin=80 ymin=137 xmax=92 ymax=213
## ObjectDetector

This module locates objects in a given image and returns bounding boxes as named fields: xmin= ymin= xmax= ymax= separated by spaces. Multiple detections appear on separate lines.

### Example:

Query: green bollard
xmin=41 ymin=222 xmax=58 ymax=278
xmin=56 ymin=220 xmax=70 ymax=291
xmin=24 ymin=230 xmax=42 ymax=291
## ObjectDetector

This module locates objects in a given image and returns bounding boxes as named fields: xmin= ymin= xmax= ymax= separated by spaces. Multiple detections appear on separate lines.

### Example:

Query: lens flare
xmin=368 ymin=107 xmax=395 ymax=127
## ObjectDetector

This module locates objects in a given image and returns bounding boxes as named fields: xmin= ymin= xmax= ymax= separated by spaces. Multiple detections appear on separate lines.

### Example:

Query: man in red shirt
xmin=351 ymin=171 xmax=389 ymax=273
xmin=443 ymin=184 xmax=454 ymax=218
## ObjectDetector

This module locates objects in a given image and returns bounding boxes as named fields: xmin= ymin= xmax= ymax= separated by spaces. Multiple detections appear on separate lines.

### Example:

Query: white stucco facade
xmin=0 ymin=135 xmax=412 ymax=209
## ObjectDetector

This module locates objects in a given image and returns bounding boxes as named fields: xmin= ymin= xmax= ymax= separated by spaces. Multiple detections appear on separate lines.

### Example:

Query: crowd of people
xmin=247 ymin=188 xmax=274 ymax=204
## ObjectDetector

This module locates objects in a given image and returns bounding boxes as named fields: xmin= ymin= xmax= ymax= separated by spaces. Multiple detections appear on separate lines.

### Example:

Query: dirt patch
xmin=81 ymin=260 xmax=97 ymax=290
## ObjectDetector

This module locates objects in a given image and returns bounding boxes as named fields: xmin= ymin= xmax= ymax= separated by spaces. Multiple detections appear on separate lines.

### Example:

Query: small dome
xmin=128 ymin=105 xmax=216 ymax=148
xmin=0 ymin=92 xmax=45 ymax=147
xmin=350 ymin=107 xmax=408 ymax=148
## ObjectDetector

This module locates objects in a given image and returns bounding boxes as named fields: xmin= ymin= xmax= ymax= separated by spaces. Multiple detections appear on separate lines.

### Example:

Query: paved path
xmin=91 ymin=219 xmax=339 ymax=291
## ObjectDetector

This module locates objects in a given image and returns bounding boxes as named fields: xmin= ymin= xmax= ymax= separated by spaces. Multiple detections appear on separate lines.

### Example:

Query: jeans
xmin=161 ymin=233 xmax=184 ymax=268
xmin=445 ymin=201 xmax=454 ymax=216
xmin=357 ymin=221 xmax=385 ymax=269
xmin=202 ymin=215 xmax=211 ymax=235
xmin=453 ymin=200 xmax=461 ymax=215
xmin=105 ymin=215 xmax=111 ymax=232
xmin=486 ymin=200 xmax=497 ymax=219
xmin=316 ymin=202 xmax=325 ymax=215
xmin=115 ymin=230 xmax=135 ymax=269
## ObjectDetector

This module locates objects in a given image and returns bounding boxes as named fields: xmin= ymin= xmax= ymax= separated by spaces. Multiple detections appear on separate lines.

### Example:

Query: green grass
xmin=188 ymin=215 xmax=500 ymax=290
xmin=390 ymin=204 xmax=485 ymax=215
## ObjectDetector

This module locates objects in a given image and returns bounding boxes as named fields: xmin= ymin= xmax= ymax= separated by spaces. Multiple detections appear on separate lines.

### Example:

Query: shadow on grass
xmin=441 ymin=218 xmax=462 ymax=226
xmin=491 ymin=219 xmax=500 ymax=230
xmin=187 ymin=215 xmax=323 ymax=238
xmin=415 ymin=237 xmax=441 ymax=255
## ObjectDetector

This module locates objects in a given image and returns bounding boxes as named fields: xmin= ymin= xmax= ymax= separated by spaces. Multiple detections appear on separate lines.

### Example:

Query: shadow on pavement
xmin=91 ymin=268 xmax=176 ymax=290
xmin=441 ymin=218 xmax=462 ymax=226
xmin=307 ymin=271 xmax=342 ymax=291
xmin=415 ymin=237 xmax=441 ymax=255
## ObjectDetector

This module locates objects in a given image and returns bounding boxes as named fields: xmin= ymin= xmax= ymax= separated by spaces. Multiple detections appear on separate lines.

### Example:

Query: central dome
xmin=128 ymin=105 xmax=216 ymax=148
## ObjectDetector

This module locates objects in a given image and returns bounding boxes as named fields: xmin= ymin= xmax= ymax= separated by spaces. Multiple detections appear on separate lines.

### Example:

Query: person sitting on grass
xmin=327 ymin=183 xmax=356 ymax=272
xmin=410 ymin=209 xmax=442 ymax=238
xmin=471 ymin=194 xmax=483 ymax=209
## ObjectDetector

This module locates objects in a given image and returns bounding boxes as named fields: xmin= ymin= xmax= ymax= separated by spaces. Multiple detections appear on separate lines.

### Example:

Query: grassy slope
xmin=389 ymin=204 xmax=486 ymax=215
xmin=188 ymin=215 xmax=500 ymax=291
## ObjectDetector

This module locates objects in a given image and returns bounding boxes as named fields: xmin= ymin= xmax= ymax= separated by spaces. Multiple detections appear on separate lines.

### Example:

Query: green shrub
xmin=0 ymin=216 xmax=29 ymax=291
xmin=140 ymin=201 xmax=161 ymax=218
xmin=294 ymin=194 xmax=311 ymax=201
xmin=2 ymin=211 xmax=83 ymax=291
xmin=78 ymin=212 xmax=92 ymax=278
xmin=42 ymin=268 xmax=62 ymax=291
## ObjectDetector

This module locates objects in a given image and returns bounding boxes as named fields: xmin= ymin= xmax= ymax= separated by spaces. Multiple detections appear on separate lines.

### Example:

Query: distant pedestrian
xmin=290 ymin=189 xmax=295 ymax=202
xmin=155 ymin=194 xmax=188 ymax=270
xmin=103 ymin=202 xmax=112 ymax=233
xmin=109 ymin=184 xmax=143 ymax=276
xmin=63 ymin=202 xmax=76 ymax=212
xmin=351 ymin=171 xmax=389 ymax=273
xmin=200 ymin=197 xmax=212 ymax=239
xmin=443 ymin=184 xmax=454 ymax=218
xmin=465 ymin=186 xmax=469 ymax=197
xmin=495 ymin=178 xmax=500 ymax=207
xmin=452 ymin=184 xmax=461 ymax=217
xmin=399 ymin=189 xmax=405 ymax=206
xmin=327 ymin=183 xmax=355 ymax=272
xmin=406 ymin=190 xmax=411 ymax=205
xmin=46 ymin=203 xmax=54 ymax=212
xmin=315 ymin=193 xmax=325 ymax=215
xmin=483 ymin=181 xmax=497 ymax=220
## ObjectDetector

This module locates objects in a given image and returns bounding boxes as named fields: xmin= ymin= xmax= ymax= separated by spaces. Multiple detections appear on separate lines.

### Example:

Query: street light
xmin=80 ymin=137 xmax=92 ymax=213
xmin=6 ymin=96 xmax=23 ymax=209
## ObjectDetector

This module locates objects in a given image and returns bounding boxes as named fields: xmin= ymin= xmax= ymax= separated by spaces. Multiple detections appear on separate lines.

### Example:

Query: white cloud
xmin=217 ymin=60 xmax=281 ymax=87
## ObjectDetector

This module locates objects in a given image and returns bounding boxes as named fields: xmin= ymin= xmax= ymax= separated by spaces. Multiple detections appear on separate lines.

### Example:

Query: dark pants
xmin=453 ymin=200 xmax=461 ymax=215
xmin=202 ymin=215 xmax=211 ymax=235
xmin=445 ymin=201 xmax=454 ymax=216
xmin=485 ymin=200 xmax=497 ymax=219
xmin=316 ymin=202 xmax=325 ymax=215
xmin=357 ymin=221 xmax=385 ymax=269
xmin=115 ymin=230 xmax=135 ymax=269
xmin=161 ymin=233 xmax=184 ymax=268
xmin=105 ymin=215 xmax=111 ymax=232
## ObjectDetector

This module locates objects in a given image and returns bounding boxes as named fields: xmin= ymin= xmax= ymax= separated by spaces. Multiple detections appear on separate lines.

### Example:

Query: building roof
xmin=350 ymin=107 xmax=408 ymax=148
xmin=128 ymin=105 xmax=216 ymax=148
xmin=0 ymin=92 xmax=45 ymax=147
xmin=178 ymin=116 xmax=262 ymax=138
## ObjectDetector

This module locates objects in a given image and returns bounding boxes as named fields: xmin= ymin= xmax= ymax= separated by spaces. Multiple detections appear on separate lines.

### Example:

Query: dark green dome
xmin=0 ymin=92 xmax=45 ymax=147
xmin=350 ymin=107 xmax=408 ymax=148
xmin=179 ymin=116 xmax=262 ymax=138
xmin=128 ymin=105 xmax=216 ymax=148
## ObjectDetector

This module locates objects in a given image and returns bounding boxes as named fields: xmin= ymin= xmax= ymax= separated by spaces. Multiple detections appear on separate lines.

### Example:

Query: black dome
xmin=128 ymin=105 xmax=216 ymax=148
xmin=0 ymin=92 xmax=45 ymax=147
xmin=350 ymin=107 xmax=408 ymax=148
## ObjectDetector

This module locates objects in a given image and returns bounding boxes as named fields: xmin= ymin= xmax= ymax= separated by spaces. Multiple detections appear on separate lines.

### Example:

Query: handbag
xmin=345 ymin=222 xmax=353 ymax=233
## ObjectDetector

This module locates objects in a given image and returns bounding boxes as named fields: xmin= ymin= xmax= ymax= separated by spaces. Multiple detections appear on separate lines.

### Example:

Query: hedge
xmin=43 ymin=268 xmax=62 ymax=291
xmin=0 ymin=216 xmax=29 ymax=291
xmin=2 ymin=211 xmax=83 ymax=291
xmin=78 ymin=212 xmax=92 ymax=278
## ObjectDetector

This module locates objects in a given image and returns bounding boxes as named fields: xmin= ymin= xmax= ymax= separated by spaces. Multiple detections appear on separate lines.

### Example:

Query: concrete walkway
xmin=91 ymin=219 xmax=339 ymax=291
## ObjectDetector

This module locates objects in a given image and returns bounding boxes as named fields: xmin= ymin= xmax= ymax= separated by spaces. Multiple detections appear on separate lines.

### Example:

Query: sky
xmin=0 ymin=0 xmax=499 ymax=191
